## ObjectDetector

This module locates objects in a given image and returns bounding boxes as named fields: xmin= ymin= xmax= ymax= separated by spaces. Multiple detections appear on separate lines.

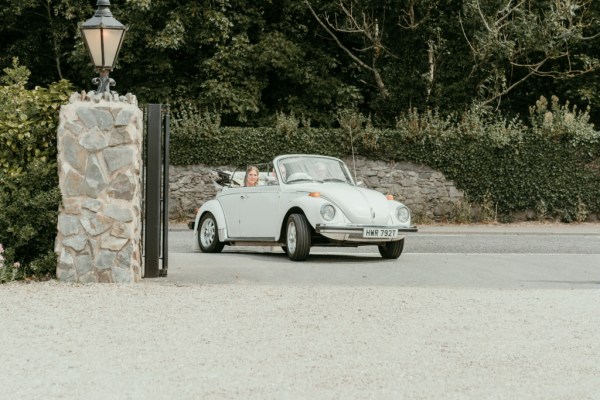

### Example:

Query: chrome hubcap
xmin=201 ymin=219 xmax=215 ymax=247
xmin=287 ymin=221 xmax=297 ymax=254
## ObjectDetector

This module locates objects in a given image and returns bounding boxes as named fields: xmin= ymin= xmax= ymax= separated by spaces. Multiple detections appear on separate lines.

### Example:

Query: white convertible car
xmin=193 ymin=154 xmax=418 ymax=261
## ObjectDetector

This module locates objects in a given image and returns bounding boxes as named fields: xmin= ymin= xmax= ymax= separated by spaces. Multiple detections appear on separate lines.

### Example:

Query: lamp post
xmin=80 ymin=0 xmax=127 ymax=94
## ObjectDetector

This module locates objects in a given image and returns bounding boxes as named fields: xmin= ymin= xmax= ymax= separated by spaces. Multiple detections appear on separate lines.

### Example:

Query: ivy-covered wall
xmin=170 ymin=99 xmax=600 ymax=222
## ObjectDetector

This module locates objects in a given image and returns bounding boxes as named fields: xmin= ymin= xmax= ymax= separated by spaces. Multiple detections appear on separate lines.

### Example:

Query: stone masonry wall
xmin=168 ymin=156 xmax=465 ymax=222
xmin=55 ymin=91 xmax=143 ymax=283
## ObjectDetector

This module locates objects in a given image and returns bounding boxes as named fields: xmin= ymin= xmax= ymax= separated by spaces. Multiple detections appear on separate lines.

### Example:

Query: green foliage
xmin=0 ymin=58 xmax=72 ymax=175
xmin=0 ymin=159 xmax=61 ymax=282
xmin=0 ymin=62 xmax=68 ymax=282
xmin=0 ymin=0 xmax=93 ymax=86
xmin=460 ymin=0 xmax=600 ymax=107
xmin=171 ymin=102 xmax=222 ymax=139
xmin=2 ymin=0 xmax=599 ymax=127
xmin=171 ymin=125 xmax=351 ymax=167
xmin=200 ymin=34 xmax=265 ymax=122
xmin=275 ymin=111 xmax=300 ymax=138
xmin=171 ymin=97 xmax=600 ymax=219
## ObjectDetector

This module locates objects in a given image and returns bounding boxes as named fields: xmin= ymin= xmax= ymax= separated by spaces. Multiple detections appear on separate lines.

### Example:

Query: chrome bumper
xmin=316 ymin=224 xmax=418 ymax=241
xmin=316 ymin=224 xmax=418 ymax=233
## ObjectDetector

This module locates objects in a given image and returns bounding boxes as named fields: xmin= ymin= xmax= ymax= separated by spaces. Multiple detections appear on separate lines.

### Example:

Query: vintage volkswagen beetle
xmin=192 ymin=154 xmax=417 ymax=261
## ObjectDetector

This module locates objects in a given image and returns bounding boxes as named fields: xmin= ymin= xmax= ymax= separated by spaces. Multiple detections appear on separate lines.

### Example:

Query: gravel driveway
xmin=2 ymin=280 xmax=599 ymax=400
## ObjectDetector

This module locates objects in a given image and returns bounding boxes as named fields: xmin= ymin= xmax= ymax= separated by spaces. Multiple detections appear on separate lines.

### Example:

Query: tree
xmin=0 ymin=0 xmax=92 ymax=86
xmin=460 ymin=0 xmax=600 ymax=109
xmin=1 ymin=0 xmax=599 ymax=127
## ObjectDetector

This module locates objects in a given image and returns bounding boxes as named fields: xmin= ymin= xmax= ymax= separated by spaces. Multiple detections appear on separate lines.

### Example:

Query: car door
xmin=238 ymin=185 xmax=281 ymax=239
xmin=217 ymin=188 xmax=244 ymax=238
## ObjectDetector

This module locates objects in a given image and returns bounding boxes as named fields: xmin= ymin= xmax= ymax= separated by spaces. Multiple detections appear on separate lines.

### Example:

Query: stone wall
xmin=349 ymin=157 xmax=465 ymax=219
xmin=168 ymin=156 xmax=466 ymax=222
xmin=55 ymin=91 xmax=143 ymax=283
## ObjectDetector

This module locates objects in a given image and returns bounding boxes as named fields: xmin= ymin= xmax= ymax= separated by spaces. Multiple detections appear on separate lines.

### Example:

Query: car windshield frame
xmin=275 ymin=155 xmax=355 ymax=186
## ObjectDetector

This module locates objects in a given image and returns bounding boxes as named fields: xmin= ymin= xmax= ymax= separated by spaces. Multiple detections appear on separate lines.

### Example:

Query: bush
xmin=0 ymin=59 xmax=71 ymax=282
xmin=0 ymin=58 xmax=71 ymax=175
xmin=0 ymin=160 xmax=61 ymax=281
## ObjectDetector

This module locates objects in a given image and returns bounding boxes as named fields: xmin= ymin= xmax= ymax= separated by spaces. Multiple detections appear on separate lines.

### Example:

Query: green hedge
xmin=171 ymin=101 xmax=600 ymax=220
xmin=171 ymin=126 xmax=350 ymax=166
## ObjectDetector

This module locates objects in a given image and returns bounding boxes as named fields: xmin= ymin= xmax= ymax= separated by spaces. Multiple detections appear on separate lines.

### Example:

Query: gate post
xmin=143 ymin=104 xmax=169 ymax=278
xmin=144 ymin=105 xmax=161 ymax=278
xmin=55 ymin=92 xmax=143 ymax=283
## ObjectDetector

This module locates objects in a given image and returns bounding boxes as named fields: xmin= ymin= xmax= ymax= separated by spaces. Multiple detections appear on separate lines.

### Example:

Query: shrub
xmin=0 ymin=60 xmax=71 ymax=282
xmin=0 ymin=58 xmax=71 ymax=175
xmin=0 ymin=160 xmax=61 ymax=281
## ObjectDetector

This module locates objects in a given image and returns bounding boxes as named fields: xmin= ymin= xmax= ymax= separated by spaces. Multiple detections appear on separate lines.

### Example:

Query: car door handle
xmin=240 ymin=194 xmax=248 ymax=199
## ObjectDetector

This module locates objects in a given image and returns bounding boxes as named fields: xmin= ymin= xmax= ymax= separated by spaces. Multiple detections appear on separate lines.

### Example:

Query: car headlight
xmin=396 ymin=206 xmax=410 ymax=223
xmin=320 ymin=204 xmax=336 ymax=221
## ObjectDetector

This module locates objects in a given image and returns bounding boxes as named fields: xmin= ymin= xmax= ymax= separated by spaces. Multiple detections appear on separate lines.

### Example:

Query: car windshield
xmin=277 ymin=156 xmax=354 ymax=185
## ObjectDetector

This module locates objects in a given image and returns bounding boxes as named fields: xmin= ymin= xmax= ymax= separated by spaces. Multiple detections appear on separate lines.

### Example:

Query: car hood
xmin=319 ymin=184 xmax=392 ymax=224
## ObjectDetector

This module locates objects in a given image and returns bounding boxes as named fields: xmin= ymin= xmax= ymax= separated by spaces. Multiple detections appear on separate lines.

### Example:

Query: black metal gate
xmin=143 ymin=104 xmax=170 ymax=278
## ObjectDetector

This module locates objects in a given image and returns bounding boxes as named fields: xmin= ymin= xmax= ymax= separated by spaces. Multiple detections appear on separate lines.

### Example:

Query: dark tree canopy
xmin=1 ymin=0 xmax=599 ymax=126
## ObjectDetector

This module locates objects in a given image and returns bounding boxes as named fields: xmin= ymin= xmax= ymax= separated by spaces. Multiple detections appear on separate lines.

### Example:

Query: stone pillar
xmin=55 ymin=92 xmax=143 ymax=283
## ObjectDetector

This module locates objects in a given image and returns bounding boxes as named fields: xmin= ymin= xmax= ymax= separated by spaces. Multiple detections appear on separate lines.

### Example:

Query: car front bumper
xmin=315 ymin=224 xmax=418 ymax=242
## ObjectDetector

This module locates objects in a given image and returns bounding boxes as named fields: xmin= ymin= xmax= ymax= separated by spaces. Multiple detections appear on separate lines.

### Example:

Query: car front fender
xmin=284 ymin=196 xmax=338 ymax=230
xmin=192 ymin=200 xmax=228 ymax=251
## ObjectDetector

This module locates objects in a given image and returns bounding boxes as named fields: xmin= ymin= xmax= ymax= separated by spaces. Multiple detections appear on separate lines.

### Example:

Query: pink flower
xmin=13 ymin=262 xmax=21 ymax=269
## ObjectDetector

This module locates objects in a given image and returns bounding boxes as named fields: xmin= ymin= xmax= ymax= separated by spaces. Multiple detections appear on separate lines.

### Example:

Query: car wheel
xmin=286 ymin=214 xmax=311 ymax=261
xmin=198 ymin=212 xmax=225 ymax=253
xmin=378 ymin=239 xmax=404 ymax=259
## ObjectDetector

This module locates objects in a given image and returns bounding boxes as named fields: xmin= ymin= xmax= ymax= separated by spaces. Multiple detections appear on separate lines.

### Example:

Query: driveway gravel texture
xmin=1 ymin=280 xmax=599 ymax=400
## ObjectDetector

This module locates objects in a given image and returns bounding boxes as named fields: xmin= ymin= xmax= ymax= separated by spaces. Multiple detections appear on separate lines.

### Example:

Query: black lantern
xmin=80 ymin=0 xmax=127 ymax=94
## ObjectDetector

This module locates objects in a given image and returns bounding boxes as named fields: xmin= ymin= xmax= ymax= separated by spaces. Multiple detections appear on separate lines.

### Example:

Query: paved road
xmin=161 ymin=223 xmax=600 ymax=289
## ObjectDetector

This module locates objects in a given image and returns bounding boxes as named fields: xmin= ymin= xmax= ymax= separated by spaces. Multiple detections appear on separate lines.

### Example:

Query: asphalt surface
xmin=168 ymin=221 xmax=600 ymax=253
xmin=162 ymin=222 xmax=600 ymax=289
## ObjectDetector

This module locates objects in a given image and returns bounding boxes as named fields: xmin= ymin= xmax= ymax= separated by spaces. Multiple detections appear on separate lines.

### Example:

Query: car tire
xmin=378 ymin=239 xmax=404 ymax=259
xmin=285 ymin=214 xmax=311 ymax=261
xmin=198 ymin=212 xmax=225 ymax=253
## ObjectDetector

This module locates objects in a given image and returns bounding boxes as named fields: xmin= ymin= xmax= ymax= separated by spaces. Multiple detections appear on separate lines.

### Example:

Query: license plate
xmin=363 ymin=228 xmax=397 ymax=238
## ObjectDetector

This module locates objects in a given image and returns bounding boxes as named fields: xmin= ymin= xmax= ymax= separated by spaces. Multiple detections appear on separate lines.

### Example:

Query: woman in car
xmin=244 ymin=165 xmax=260 ymax=187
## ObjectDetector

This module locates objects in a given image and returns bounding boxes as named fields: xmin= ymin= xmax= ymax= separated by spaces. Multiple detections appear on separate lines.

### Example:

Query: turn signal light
xmin=386 ymin=194 xmax=394 ymax=200
xmin=309 ymin=192 xmax=321 ymax=198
